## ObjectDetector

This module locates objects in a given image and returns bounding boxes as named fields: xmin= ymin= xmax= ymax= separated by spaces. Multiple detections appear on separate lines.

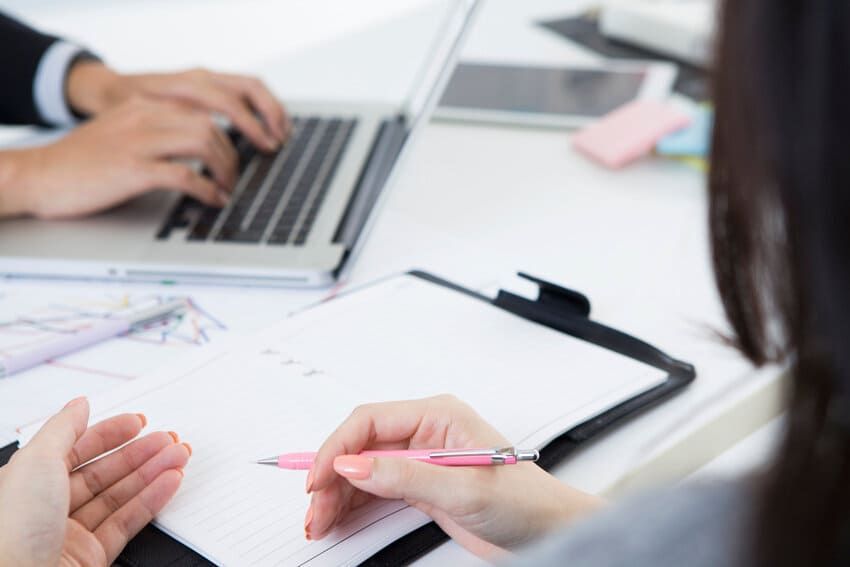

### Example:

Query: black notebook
xmin=3 ymin=271 xmax=694 ymax=566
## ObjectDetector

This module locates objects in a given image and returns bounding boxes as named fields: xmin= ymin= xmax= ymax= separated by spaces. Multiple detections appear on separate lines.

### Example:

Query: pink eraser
xmin=572 ymin=100 xmax=691 ymax=169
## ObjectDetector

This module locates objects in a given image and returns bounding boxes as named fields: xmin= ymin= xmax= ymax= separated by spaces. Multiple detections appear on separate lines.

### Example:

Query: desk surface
xmin=0 ymin=1 xmax=781 ymax=565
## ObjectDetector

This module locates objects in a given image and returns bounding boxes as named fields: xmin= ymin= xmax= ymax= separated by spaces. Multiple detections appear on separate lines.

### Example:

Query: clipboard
xmin=0 ymin=270 xmax=695 ymax=566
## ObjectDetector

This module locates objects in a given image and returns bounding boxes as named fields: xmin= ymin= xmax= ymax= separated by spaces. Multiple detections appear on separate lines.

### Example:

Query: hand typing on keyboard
xmin=67 ymin=65 xmax=292 ymax=152
xmin=0 ymin=62 xmax=290 ymax=219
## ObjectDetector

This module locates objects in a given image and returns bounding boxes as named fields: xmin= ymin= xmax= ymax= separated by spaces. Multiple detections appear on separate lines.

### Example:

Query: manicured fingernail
xmin=168 ymin=431 xmax=179 ymax=443
xmin=175 ymin=468 xmax=185 ymax=478
xmin=304 ymin=505 xmax=313 ymax=534
xmin=182 ymin=442 xmax=193 ymax=456
xmin=305 ymin=469 xmax=315 ymax=493
xmin=64 ymin=396 xmax=86 ymax=408
xmin=333 ymin=455 xmax=373 ymax=480
xmin=136 ymin=413 xmax=147 ymax=428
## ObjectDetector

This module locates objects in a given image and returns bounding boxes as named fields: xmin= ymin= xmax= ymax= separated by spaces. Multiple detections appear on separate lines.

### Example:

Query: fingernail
xmin=267 ymin=136 xmax=280 ymax=151
xmin=305 ymin=469 xmax=315 ymax=493
xmin=136 ymin=413 xmax=147 ymax=428
xmin=64 ymin=396 xmax=86 ymax=408
xmin=304 ymin=505 xmax=313 ymax=534
xmin=182 ymin=442 xmax=193 ymax=456
xmin=333 ymin=455 xmax=373 ymax=480
xmin=175 ymin=468 xmax=185 ymax=478
xmin=168 ymin=431 xmax=180 ymax=443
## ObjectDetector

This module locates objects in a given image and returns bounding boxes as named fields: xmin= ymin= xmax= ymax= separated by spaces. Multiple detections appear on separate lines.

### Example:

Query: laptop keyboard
xmin=157 ymin=116 xmax=357 ymax=245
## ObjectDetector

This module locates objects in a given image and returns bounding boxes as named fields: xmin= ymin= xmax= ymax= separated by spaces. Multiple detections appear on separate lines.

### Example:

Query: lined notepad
xmin=24 ymin=275 xmax=667 ymax=565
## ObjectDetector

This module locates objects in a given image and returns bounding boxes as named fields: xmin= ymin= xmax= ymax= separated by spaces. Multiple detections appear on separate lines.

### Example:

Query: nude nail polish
xmin=136 ymin=413 xmax=147 ymax=427
xmin=304 ymin=505 xmax=314 ymax=535
xmin=333 ymin=455 xmax=373 ymax=480
xmin=305 ymin=469 xmax=315 ymax=493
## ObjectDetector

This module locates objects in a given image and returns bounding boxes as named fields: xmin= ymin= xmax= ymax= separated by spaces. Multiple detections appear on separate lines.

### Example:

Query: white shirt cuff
xmin=33 ymin=40 xmax=85 ymax=127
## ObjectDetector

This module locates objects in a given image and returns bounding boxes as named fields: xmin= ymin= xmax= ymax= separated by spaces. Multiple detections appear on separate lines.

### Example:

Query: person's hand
xmin=307 ymin=395 xmax=603 ymax=560
xmin=67 ymin=62 xmax=290 ymax=152
xmin=0 ymin=97 xmax=238 ymax=219
xmin=0 ymin=397 xmax=191 ymax=567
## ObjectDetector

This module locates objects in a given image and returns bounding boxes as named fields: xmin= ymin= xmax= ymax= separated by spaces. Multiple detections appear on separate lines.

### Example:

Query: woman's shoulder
xmin=510 ymin=478 xmax=756 ymax=567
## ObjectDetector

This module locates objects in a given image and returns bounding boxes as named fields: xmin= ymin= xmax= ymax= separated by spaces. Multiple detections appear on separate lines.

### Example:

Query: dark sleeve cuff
xmin=0 ymin=12 xmax=100 ymax=127
xmin=0 ymin=11 xmax=60 ymax=126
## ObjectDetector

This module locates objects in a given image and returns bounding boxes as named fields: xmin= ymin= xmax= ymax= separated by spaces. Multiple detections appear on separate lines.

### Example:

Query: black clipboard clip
xmin=495 ymin=272 xmax=591 ymax=319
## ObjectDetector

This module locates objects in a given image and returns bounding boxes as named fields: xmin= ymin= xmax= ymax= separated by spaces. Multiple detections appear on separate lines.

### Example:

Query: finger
xmin=215 ymin=73 xmax=288 ymax=141
xmin=147 ymin=162 xmax=227 ymax=207
xmin=67 ymin=413 xmax=146 ymax=471
xmin=311 ymin=398 xmax=440 ymax=492
xmin=306 ymin=483 xmax=374 ymax=540
xmin=94 ymin=468 xmax=184 ymax=565
xmin=348 ymin=487 xmax=375 ymax=511
xmin=69 ymin=430 xmax=177 ymax=512
xmin=75 ymin=441 xmax=190 ymax=531
xmin=184 ymin=82 xmax=278 ymax=151
xmin=22 ymin=397 xmax=89 ymax=466
xmin=211 ymin=126 xmax=240 ymax=191
xmin=334 ymin=455 xmax=483 ymax=513
xmin=146 ymin=114 xmax=238 ymax=190
xmin=306 ymin=478 xmax=356 ymax=540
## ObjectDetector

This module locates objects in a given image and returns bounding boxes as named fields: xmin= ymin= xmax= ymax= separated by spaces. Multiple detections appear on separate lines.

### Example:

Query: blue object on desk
xmin=656 ymin=106 xmax=713 ymax=157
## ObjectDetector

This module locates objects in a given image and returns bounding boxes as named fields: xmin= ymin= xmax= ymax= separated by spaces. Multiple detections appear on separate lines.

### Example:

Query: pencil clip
xmin=429 ymin=448 xmax=499 ymax=459
xmin=428 ymin=447 xmax=540 ymax=464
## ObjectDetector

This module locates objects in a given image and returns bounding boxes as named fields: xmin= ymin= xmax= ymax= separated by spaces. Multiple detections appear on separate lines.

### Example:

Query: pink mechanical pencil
xmin=256 ymin=447 xmax=540 ymax=468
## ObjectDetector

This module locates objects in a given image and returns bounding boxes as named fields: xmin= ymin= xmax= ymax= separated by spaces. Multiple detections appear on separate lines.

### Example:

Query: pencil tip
xmin=255 ymin=456 xmax=279 ymax=466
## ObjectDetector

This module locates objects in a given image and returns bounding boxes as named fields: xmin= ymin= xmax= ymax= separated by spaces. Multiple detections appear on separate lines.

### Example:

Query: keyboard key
xmin=188 ymin=205 xmax=222 ymax=241
xmin=266 ymin=120 xmax=342 ymax=244
xmin=287 ymin=119 xmax=356 ymax=246
xmin=160 ymin=115 xmax=357 ymax=245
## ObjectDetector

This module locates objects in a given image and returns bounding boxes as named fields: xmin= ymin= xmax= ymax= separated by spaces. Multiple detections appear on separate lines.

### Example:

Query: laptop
xmin=0 ymin=1 xmax=479 ymax=287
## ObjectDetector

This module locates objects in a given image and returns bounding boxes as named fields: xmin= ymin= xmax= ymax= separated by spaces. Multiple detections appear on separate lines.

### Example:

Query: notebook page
xmin=250 ymin=275 xmax=669 ymax=449
xmin=22 ymin=274 xmax=668 ymax=565
xmin=61 ymin=339 xmax=430 ymax=566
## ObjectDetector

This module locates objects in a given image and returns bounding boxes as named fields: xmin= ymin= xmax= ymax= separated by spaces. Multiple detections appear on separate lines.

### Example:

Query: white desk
xmin=0 ymin=1 xmax=784 ymax=565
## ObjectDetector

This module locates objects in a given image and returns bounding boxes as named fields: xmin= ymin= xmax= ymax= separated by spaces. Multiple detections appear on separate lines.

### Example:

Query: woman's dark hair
xmin=711 ymin=1 xmax=850 ymax=564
